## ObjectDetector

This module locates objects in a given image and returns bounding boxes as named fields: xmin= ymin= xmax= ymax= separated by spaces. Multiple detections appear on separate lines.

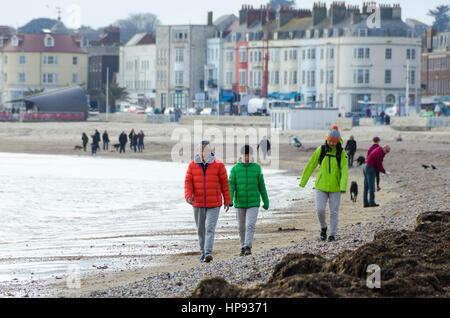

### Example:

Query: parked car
xmin=200 ymin=108 xmax=212 ymax=116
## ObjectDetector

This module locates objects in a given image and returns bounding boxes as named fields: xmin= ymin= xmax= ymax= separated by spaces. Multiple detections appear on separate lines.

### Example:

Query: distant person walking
xmin=300 ymin=126 xmax=348 ymax=242
xmin=91 ymin=134 xmax=99 ymax=156
xmin=345 ymin=136 xmax=357 ymax=168
xmin=366 ymin=108 xmax=372 ymax=118
xmin=102 ymin=131 xmax=110 ymax=151
xmin=368 ymin=137 xmax=382 ymax=191
xmin=129 ymin=129 xmax=135 ymax=150
xmin=137 ymin=130 xmax=145 ymax=153
xmin=385 ymin=114 xmax=391 ymax=125
xmin=434 ymin=104 xmax=441 ymax=117
xmin=130 ymin=132 xmax=138 ymax=153
xmin=119 ymin=131 xmax=128 ymax=154
xmin=380 ymin=111 xmax=385 ymax=125
xmin=363 ymin=145 xmax=391 ymax=208
xmin=229 ymin=145 xmax=269 ymax=256
xmin=82 ymin=133 xmax=89 ymax=152
xmin=257 ymin=136 xmax=271 ymax=161
xmin=184 ymin=140 xmax=231 ymax=263
xmin=94 ymin=129 xmax=101 ymax=152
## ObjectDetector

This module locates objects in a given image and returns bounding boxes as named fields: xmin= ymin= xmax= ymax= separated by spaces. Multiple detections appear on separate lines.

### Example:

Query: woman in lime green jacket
xmin=299 ymin=126 xmax=348 ymax=242
xmin=229 ymin=145 xmax=269 ymax=256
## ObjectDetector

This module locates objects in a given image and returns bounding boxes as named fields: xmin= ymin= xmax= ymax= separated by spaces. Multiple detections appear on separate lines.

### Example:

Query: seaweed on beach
xmin=191 ymin=211 xmax=450 ymax=298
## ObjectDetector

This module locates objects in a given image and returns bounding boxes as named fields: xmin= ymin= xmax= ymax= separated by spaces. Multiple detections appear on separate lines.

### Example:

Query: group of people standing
xmin=81 ymin=129 xmax=145 ymax=155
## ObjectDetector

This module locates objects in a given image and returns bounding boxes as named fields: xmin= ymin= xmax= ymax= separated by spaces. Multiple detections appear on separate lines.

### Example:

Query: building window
xmin=407 ymin=48 xmax=416 ymax=60
xmin=274 ymin=71 xmax=279 ymax=85
xmin=72 ymin=74 xmax=78 ymax=84
xmin=385 ymin=69 xmax=392 ymax=84
xmin=408 ymin=70 xmax=415 ymax=85
xmin=284 ymin=71 xmax=288 ymax=85
xmin=42 ymin=73 xmax=58 ymax=84
xmin=3 ymin=73 xmax=7 ymax=83
xmin=18 ymin=72 xmax=26 ymax=83
xmin=73 ymin=57 xmax=78 ymax=65
xmin=327 ymin=69 xmax=334 ymax=84
xmin=239 ymin=69 xmax=246 ymax=86
xmin=226 ymin=71 xmax=233 ymax=85
xmin=175 ymin=48 xmax=184 ymax=63
xmin=328 ymin=94 xmax=334 ymax=107
xmin=320 ymin=69 xmax=324 ymax=84
xmin=385 ymin=48 xmax=392 ymax=59
xmin=354 ymin=47 xmax=370 ymax=59
xmin=311 ymin=48 xmax=316 ymax=60
xmin=353 ymin=69 xmax=370 ymax=84
xmin=44 ymin=35 xmax=55 ymax=47
xmin=320 ymin=48 xmax=324 ymax=60
xmin=19 ymin=56 xmax=26 ymax=65
xmin=302 ymin=49 xmax=306 ymax=60
xmin=174 ymin=93 xmax=185 ymax=108
xmin=43 ymin=56 xmax=58 ymax=65
xmin=239 ymin=48 xmax=247 ymax=63
xmin=226 ymin=50 xmax=234 ymax=62
xmin=175 ymin=71 xmax=184 ymax=86
xmin=161 ymin=93 xmax=167 ymax=108
xmin=4 ymin=55 xmax=7 ymax=64
xmin=328 ymin=47 xmax=334 ymax=59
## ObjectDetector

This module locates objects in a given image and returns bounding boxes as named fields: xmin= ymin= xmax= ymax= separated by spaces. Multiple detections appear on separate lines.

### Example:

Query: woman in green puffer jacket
xmin=229 ymin=145 xmax=269 ymax=256
xmin=299 ymin=126 xmax=348 ymax=242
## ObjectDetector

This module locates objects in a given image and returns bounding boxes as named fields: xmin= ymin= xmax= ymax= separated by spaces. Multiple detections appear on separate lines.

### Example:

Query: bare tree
xmin=113 ymin=13 xmax=161 ymax=43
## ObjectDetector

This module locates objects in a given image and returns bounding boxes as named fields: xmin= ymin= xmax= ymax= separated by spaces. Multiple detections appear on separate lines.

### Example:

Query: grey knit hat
xmin=326 ymin=126 xmax=340 ymax=142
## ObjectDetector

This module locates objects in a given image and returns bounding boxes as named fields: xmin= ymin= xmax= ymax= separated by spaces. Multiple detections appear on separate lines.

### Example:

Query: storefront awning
xmin=220 ymin=90 xmax=234 ymax=102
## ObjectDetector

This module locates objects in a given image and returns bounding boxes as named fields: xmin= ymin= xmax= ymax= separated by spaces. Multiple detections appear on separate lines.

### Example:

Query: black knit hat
xmin=241 ymin=145 xmax=253 ymax=155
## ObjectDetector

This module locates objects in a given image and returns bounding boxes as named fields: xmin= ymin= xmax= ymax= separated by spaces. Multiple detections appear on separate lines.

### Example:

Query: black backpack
xmin=318 ymin=143 xmax=343 ymax=170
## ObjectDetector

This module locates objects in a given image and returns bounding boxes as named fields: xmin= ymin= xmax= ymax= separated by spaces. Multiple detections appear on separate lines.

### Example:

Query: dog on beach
xmin=350 ymin=181 xmax=358 ymax=203
xmin=113 ymin=143 xmax=120 ymax=151
xmin=356 ymin=156 xmax=365 ymax=166
xmin=74 ymin=145 xmax=83 ymax=150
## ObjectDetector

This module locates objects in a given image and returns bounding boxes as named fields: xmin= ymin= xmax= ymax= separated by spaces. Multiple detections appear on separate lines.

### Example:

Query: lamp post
xmin=106 ymin=67 xmax=109 ymax=121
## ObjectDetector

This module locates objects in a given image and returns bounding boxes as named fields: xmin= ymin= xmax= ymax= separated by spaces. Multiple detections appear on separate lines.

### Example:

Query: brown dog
xmin=74 ymin=145 xmax=83 ymax=150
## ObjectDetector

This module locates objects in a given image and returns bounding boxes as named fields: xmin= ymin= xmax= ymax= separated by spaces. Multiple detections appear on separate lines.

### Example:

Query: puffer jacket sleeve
xmin=300 ymin=146 xmax=321 ymax=187
xmin=258 ymin=166 xmax=269 ymax=209
xmin=340 ymin=150 xmax=348 ymax=192
xmin=218 ymin=163 xmax=231 ymax=205
xmin=229 ymin=166 xmax=236 ymax=206
xmin=184 ymin=162 xmax=194 ymax=202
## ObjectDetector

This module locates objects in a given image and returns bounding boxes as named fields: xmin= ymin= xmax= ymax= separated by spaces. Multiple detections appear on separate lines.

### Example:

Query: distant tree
xmin=18 ymin=18 xmax=58 ymax=34
xmin=428 ymin=5 xmax=450 ymax=32
xmin=24 ymin=88 xmax=45 ymax=96
xmin=268 ymin=0 xmax=296 ymax=11
xmin=100 ymin=83 xmax=129 ymax=113
xmin=113 ymin=13 xmax=161 ymax=44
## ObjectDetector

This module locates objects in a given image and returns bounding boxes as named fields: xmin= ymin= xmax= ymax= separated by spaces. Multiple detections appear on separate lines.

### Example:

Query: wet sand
xmin=0 ymin=119 xmax=448 ymax=297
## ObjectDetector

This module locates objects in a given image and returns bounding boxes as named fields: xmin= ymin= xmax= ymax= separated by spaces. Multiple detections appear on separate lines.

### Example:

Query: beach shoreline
xmin=0 ymin=121 xmax=448 ymax=297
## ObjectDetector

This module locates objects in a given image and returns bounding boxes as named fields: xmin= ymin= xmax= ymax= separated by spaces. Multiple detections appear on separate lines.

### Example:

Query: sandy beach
xmin=0 ymin=117 xmax=448 ymax=297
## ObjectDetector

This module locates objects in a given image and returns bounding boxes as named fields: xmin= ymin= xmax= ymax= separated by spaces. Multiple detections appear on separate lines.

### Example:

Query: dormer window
xmin=44 ymin=35 xmax=55 ymax=47
xmin=12 ymin=36 xmax=19 ymax=47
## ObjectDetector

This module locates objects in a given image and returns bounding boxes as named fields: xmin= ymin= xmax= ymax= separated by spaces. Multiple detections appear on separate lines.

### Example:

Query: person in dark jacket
xmin=363 ymin=145 xmax=391 ymax=208
xmin=129 ymin=129 xmax=135 ymax=150
xmin=345 ymin=136 xmax=357 ymax=168
xmin=102 ymin=131 xmax=110 ymax=151
xmin=94 ymin=130 xmax=101 ymax=152
xmin=82 ymin=133 xmax=89 ymax=152
xmin=137 ymin=130 xmax=145 ymax=153
xmin=130 ymin=132 xmax=138 ymax=153
xmin=119 ymin=131 xmax=128 ymax=154
xmin=257 ymin=137 xmax=271 ymax=160
xmin=91 ymin=133 xmax=99 ymax=156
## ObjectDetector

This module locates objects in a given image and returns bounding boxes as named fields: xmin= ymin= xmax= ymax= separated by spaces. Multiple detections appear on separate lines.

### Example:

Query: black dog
xmin=350 ymin=181 xmax=358 ymax=203
xmin=113 ymin=143 xmax=120 ymax=151
xmin=356 ymin=156 xmax=365 ymax=166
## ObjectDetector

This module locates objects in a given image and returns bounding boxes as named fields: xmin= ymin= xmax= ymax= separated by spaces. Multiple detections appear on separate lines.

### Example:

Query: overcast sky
xmin=0 ymin=0 xmax=446 ymax=29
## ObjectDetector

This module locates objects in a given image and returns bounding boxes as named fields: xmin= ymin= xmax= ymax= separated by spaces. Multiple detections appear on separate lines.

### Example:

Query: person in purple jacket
xmin=363 ymin=145 xmax=390 ymax=208
xmin=367 ymin=137 xmax=381 ymax=191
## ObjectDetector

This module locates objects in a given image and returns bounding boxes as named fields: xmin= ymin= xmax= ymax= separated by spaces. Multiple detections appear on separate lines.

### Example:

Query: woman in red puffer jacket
xmin=184 ymin=140 xmax=230 ymax=263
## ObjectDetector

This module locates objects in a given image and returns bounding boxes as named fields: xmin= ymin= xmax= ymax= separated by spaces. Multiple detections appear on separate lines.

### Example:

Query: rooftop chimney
xmin=313 ymin=2 xmax=327 ymax=26
xmin=329 ymin=1 xmax=347 ymax=25
xmin=207 ymin=12 xmax=213 ymax=25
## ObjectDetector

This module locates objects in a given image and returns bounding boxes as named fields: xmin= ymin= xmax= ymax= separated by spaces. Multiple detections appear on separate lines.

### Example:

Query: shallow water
xmin=0 ymin=153 xmax=314 ymax=282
